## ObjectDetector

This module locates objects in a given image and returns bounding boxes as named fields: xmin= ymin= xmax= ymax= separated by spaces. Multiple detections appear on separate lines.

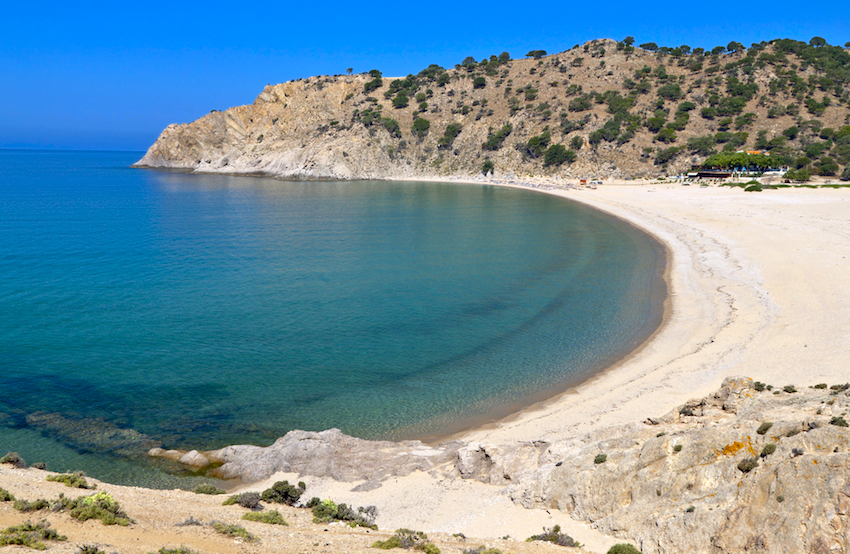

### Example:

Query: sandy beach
xmin=3 ymin=178 xmax=850 ymax=553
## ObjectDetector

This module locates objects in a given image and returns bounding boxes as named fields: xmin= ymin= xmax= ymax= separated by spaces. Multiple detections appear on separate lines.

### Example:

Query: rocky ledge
xmin=151 ymin=377 xmax=850 ymax=554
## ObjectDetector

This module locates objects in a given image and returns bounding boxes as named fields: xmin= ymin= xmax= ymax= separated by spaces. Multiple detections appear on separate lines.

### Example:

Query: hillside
xmin=136 ymin=37 xmax=850 ymax=181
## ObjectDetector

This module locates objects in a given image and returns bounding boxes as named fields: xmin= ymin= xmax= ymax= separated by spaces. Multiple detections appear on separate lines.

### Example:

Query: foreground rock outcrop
xmin=153 ymin=377 xmax=850 ymax=553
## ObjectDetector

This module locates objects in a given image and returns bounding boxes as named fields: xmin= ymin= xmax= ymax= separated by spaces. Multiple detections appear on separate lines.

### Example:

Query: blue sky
xmin=2 ymin=1 xmax=848 ymax=151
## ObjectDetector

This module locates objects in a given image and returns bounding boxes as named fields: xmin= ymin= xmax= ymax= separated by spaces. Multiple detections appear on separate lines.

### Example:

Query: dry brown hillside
xmin=136 ymin=38 xmax=850 ymax=181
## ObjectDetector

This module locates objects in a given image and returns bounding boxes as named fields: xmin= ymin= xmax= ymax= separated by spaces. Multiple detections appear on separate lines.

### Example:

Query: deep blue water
xmin=0 ymin=149 xmax=663 ymax=487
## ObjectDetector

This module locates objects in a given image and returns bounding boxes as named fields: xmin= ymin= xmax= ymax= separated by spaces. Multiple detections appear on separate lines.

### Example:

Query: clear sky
xmin=2 ymin=1 xmax=848 ymax=151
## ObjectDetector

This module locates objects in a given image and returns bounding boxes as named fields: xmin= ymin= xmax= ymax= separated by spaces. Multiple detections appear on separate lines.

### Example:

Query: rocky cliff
xmin=136 ymin=39 xmax=850 ymax=181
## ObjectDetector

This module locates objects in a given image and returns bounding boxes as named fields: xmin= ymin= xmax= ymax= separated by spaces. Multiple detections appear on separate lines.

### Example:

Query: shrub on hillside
xmin=260 ymin=480 xmax=305 ymax=506
xmin=527 ymin=525 xmax=582 ymax=548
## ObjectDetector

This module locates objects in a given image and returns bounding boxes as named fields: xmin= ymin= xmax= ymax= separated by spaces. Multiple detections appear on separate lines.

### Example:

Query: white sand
xmin=456 ymin=180 xmax=850 ymax=446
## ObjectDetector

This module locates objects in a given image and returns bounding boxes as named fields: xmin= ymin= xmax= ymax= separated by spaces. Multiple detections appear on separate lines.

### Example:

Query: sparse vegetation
xmin=373 ymin=529 xmax=439 ymax=553
xmin=222 ymin=492 xmax=262 ymax=510
xmin=211 ymin=521 xmax=256 ymax=542
xmin=260 ymin=480 xmax=304 ymax=506
xmin=0 ymin=452 xmax=26 ymax=468
xmin=0 ymin=520 xmax=66 ymax=549
xmin=607 ymin=544 xmax=643 ymax=554
xmin=46 ymin=471 xmax=95 ymax=489
xmin=310 ymin=498 xmax=378 ymax=529
xmin=830 ymin=416 xmax=849 ymax=427
xmin=526 ymin=525 xmax=582 ymax=548
xmin=594 ymin=453 xmax=607 ymax=464
xmin=738 ymin=457 xmax=759 ymax=473
xmin=193 ymin=484 xmax=225 ymax=495
xmin=242 ymin=509 xmax=287 ymax=525
xmin=757 ymin=422 xmax=773 ymax=435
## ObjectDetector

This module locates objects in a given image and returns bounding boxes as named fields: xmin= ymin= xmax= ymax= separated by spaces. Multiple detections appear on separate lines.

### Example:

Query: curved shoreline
xmin=407 ymin=179 xmax=672 ymax=445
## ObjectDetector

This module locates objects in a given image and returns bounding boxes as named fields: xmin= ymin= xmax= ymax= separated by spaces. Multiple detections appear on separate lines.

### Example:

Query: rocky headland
xmin=135 ymin=39 xmax=850 ymax=182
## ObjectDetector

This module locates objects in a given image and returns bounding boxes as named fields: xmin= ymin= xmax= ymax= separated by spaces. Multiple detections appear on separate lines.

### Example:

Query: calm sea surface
xmin=0 ymin=149 xmax=663 ymax=487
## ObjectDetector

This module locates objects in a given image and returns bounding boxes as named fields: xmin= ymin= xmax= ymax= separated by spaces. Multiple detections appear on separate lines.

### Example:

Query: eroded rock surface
xmin=152 ymin=377 xmax=850 ymax=553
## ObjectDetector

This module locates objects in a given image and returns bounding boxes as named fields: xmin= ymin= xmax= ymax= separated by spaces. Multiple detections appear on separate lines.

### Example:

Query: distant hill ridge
xmin=136 ymin=37 xmax=850 ymax=181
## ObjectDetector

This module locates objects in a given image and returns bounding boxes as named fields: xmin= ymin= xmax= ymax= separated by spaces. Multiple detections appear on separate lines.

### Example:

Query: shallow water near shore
xmin=0 ymin=150 xmax=662 ymax=487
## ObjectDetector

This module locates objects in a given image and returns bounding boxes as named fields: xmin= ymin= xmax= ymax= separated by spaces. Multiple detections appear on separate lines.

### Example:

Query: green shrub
xmin=0 ymin=488 xmax=14 ymax=502
xmin=607 ymin=544 xmax=643 ymax=554
xmin=753 ymin=381 xmax=766 ymax=391
xmin=0 ymin=520 xmax=66 ymax=549
xmin=761 ymin=443 xmax=776 ymax=457
xmin=0 ymin=452 xmax=26 ymax=468
xmin=482 ymin=124 xmax=512 ymax=150
xmin=673 ymin=444 xmax=683 ymax=452
xmin=13 ymin=498 xmax=51 ymax=512
xmin=757 ymin=422 xmax=773 ymax=435
xmin=78 ymin=545 xmax=107 ymax=554
xmin=392 ymin=94 xmax=409 ymax=109
xmin=47 ymin=471 xmax=95 ymax=489
xmin=594 ymin=454 xmax=607 ymax=464
xmin=815 ymin=383 xmax=828 ymax=389
xmin=784 ymin=385 xmax=797 ymax=393
xmin=412 ymin=118 xmax=431 ymax=138
xmin=481 ymin=159 xmax=494 ymax=175
xmin=830 ymin=417 xmax=849 ymax=427
xmin=777 ymin=495 xmax=785 ymax=502
xmin=260 ymin=481 xmax=303 ymax=506
xmin=311 ymin=499 xmax=378 ymax=529
xmin=373 ymin=529 xmax=438 ymax=552
xmin=744 ymin=184 xmax=762 ymax=192
xmin=211 ymin=522 xmax=255 ymax=542
xmin=437 ymin=123 xmax=463 ymax=149
xmin=527 ymin=525 xmax=582 ymax=548
xmin=381 ymin=118 xmax=401 ymax=138
xmin=462 ymin=547 xmax=504 ymax=554
xmin=543 ymin=144 xmax=576 ymax=167
xmin=686 ymin=505 xmax=695 ymax=513
xmin=153 ymin=548 xmax=201 ymax=554
xmin=70 ymin=492 xmax=133 ymax=526
xmin=738 ymin=457 xmax=759 ymax=473
xmin=473 ymin=77 xmax=486 ymax=89
xmin=194 ymin=484 xmax=225 ymax=495
xmin=242 ymin=509 xmax=287 ymax=525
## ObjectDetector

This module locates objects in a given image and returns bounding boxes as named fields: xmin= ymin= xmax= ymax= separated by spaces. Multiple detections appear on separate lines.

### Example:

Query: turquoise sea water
xmin=0 ymin=149 xmax=663 ymax=487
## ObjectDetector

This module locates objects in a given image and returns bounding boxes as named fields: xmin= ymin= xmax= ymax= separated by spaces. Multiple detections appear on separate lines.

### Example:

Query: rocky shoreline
xmin=138 ymin=377 xmax=850 ymax=554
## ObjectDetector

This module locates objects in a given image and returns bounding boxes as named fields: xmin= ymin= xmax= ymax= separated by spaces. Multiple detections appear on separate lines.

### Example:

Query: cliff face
xmin=136 ymin=39 xmax=850 ymax=181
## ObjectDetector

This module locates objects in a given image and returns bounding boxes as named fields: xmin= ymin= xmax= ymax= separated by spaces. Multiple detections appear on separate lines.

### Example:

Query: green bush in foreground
xmin=311 ymin=498 xmax=377 ymax=529
xmin=70 ymin=492 xmax=133 ymax=526
xmin=47 ymin=471 xmax=95 ymax=489
xmin=260 ymin=480 xmax=304 ymax=506
xmin=211 ymin=521 xmax=256 ymax=542
xmin=242 ymin=509 xmax=287 ymax=525
xmin=0 ymin=520 xmax=66 ymax=549
xmin=607 ymin=544 xmax=643 ymax=554
xmin=594 ymin=453 xmax=607 ymax=464
xmin=0 ymin=488 xmax=14 ymax=502
xmin=527 ymin=525 xmax=582 ymax=547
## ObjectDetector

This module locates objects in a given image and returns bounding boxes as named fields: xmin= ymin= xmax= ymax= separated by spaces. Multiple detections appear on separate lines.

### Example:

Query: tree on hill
xmin=810 ymin=37 xmax=827 ymax=48
xmin=640 ymin=42 xmax=658 ymax=52
xmin=726 ymin=41 xmax=744 ymax=53
xmin=526 ymin=50 xmax=547 ymax=59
